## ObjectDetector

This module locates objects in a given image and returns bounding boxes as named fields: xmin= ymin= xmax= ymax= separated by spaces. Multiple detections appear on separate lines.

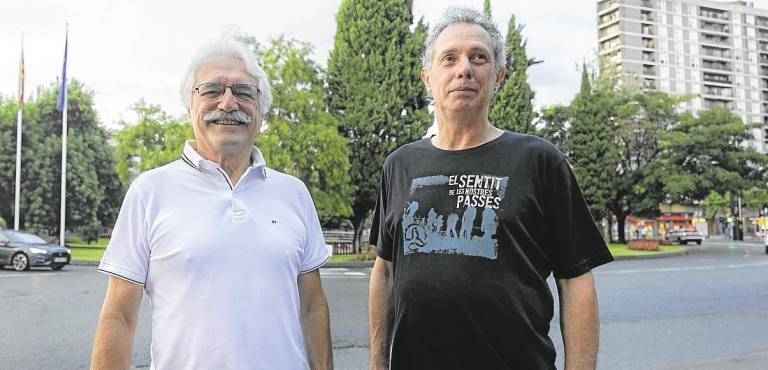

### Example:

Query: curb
xmin=70 ymin=260 xmax=100 ymax=267
xmin=72 ymin=249 xmax=688 ymax=268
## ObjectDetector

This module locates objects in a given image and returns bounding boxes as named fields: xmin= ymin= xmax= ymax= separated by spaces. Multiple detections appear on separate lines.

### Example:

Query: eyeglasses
xmin=193 ymin=82 xmax=260 ymax=103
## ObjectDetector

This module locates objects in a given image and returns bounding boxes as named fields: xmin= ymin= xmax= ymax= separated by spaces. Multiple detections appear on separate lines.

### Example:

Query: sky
xmin=2 ymin=0 xmax=767 ymax=129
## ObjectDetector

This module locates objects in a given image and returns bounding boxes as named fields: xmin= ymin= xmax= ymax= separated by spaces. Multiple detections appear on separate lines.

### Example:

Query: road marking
xmin=598 ymin=261 xmax=768 ymax=275
xmin=0 ymin=272 xmax=59 ymax=278
xmin=344 ymin=272 xmax=366 ymax=276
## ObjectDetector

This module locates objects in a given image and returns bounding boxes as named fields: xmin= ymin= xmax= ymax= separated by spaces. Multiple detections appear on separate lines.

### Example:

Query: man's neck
xmin=194 ymin=142 xmax=252 ymax=185
xmin=432 ymin=109 xmax=502 ymax=151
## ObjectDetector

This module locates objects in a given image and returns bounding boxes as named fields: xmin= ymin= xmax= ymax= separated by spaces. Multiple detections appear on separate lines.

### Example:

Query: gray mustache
xmin=203 ymin=110 xmax=253 ymax=124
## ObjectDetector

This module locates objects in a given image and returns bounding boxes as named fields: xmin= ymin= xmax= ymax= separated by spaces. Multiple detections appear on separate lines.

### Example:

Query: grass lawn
xmin=66 ymin=236 xmax=110 ymax=261
xmin=608 ymin=243 xmax=686 ymax=257
xmin=330 ymin=249 xmax=376 ymax=263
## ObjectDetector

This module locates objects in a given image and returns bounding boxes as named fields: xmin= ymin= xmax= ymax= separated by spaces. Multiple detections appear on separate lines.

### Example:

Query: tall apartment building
xmin=597 ymin=0 xmax=768 ymax=153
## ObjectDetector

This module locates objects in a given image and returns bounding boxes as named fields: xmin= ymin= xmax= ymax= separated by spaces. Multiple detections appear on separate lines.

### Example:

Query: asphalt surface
xmin=0 ymin=238 xmax=766 ymax=369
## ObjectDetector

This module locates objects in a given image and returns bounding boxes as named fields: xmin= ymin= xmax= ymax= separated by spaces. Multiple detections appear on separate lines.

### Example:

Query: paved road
xmin=1 ymin=239 xmax=766 ymax=369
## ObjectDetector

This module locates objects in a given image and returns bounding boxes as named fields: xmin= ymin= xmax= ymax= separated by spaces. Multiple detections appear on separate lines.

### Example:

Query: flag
xmin=56 ymin=26 xmax=68 ymax=111
xmin=17 ymin=36 xmax=24 ymax=109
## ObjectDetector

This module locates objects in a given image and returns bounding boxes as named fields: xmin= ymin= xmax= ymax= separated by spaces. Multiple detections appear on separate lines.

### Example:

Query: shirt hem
xmin=553 ymin=251 xmax=614 ymax=279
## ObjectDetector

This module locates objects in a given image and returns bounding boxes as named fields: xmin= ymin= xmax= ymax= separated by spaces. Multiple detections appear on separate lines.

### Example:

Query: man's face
xmin=189 ymin=57 xmax=261 ymax=159
xmin=421 ymin=23 xmax=505 ymax=115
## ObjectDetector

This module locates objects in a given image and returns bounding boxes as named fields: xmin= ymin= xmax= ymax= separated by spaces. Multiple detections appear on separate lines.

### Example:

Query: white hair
xmin=180 ymin=35 xmax=272 ymax=115
xmin=422 ymin=6 xmax=507 ymax=72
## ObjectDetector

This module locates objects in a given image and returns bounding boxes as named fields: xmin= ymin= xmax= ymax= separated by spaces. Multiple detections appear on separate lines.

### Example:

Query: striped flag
xmin=56 ymin=26 xmax=68 ymax=111
xmin=17 ymin=36 xmax=24 ymax=109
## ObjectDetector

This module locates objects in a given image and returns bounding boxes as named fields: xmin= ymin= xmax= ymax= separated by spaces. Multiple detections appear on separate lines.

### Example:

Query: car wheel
xmin=681 ymin=240 xmax=688 ymax=245
xmin=696 ymin=240 xmax=702 ymax=245
xmin=51 ymin=264 xmax=64 ymax=271
xmin=12 ymin=253 xmax=30 ymax=271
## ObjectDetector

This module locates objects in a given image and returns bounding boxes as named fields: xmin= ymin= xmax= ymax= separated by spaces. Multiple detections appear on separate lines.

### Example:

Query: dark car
xmin=0 ymin=229 xmax=71 ymax=271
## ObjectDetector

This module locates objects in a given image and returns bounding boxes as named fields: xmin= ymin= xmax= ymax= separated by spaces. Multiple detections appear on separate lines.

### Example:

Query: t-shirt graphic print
xmin=402 ymin=174 xmax=508 ymax=260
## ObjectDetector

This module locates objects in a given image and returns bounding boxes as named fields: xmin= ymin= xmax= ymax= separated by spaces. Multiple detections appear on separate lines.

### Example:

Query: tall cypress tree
xmin=483 ymin=0 xmax=492 ymax=18
xmin=327 ymin=0 xmax=430 ymax=250
xmin=490 ymin=14 xmax=537 ymax=134
xmin=567 ymin=64 xmax=619 ymax=223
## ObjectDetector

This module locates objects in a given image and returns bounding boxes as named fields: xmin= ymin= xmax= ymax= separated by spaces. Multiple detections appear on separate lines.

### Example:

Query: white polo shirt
xmin=99 ymin=141 xmax=330 ymax=370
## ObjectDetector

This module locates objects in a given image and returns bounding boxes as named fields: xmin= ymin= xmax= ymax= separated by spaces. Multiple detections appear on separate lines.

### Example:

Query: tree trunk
xmin=351 ymin=209 xmax=368 ymax=254
xmin=617 ymin=213 xmax=627 ymax=244
xmin=606 ymin=215 xmax=614 ymax=243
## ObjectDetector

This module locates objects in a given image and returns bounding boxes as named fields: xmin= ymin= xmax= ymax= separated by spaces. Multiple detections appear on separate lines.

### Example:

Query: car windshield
xmin=5 ymin=231 xmax=47 ymax=244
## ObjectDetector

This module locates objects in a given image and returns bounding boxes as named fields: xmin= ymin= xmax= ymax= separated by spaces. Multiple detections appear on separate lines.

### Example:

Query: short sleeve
xmin=373 ymin=166 xmax=394 ymax=261
xmin=299 ymin=188 xmax=331 ymax=273
xmin=545 ymin=158 xmax=613 ymax=279
xmin=98 ymin=183 xmax=151 ymax=285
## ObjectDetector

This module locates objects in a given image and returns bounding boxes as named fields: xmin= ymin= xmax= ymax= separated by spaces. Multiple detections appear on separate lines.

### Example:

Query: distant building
xmin=597 ymin=0 xmax=768 ymax=153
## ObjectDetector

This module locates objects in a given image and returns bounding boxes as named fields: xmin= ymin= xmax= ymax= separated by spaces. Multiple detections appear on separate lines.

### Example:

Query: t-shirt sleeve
xmin=373 ymin=165 xmax=394 ymax=261
xmin=98 ymin=183 xmax=150 ymax=285
xmin=299 ymin=187 xmax=331 ymax=273
xmin=545 ymin=158 xmax=613 ymax=279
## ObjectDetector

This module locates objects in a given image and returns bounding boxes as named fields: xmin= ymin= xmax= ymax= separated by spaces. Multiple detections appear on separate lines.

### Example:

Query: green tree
xmin=537 ymin=105 xmax=570 ymax=150
xmin=607 ymin=89 xmax=687 ymax=243
xmin=483 ymin=0 xmax=492 ymax=18
xmin=703 ymin=191 xmax=729 ymax=235
xmin=0 ymin=97 xmax=20 ymax=225
xmin=565 ymin=65 xmax=620 ymax=224
xmin=1 ymin=81 xmax=122 ymax=235
xmin=663 ymin=107 xmax=767 ymax=203
xmin=327 ymin=0 xmax=430 ymax=250
xmin=257 ymin=37 xmax=353 ymax=222
xmin=114 ymin=101 xmax=193 ymax=186
xmin=490 ymin=14 xmax=537 ymax=133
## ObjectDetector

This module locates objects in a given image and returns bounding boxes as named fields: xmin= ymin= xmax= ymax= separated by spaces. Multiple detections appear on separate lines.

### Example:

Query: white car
xmin=667 ymin=228 xmax=703 ymax=245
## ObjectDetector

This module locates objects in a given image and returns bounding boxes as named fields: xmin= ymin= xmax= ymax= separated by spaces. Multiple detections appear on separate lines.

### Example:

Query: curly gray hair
xmin=422 ymin=6 xmax=507 ymax=72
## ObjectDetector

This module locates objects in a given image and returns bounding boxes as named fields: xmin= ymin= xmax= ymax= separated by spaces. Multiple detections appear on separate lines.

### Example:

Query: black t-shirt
xmin=370 ymin=131 xmax=613 ymax=370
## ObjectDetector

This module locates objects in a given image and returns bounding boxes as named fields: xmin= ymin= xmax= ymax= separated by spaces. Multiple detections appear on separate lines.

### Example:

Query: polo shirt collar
xmin=181 ymin=140 xmax=268 ymax=179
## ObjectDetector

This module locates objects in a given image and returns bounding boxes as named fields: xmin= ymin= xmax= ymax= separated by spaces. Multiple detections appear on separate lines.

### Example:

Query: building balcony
xmin=642 ymin=38 xmax=656 ymax=49
xmin=641 ymin=0 xmax=655 ymax=9
xmin=642 ymin=26 xmax=655 ymax=35
xmin=699 ymin=9 xmax=729 ymax=21
xmin=702 ymin=62 xmax=731 ymax=72
xmin=700 ymin=24 xmax=729 ymax=33
xmin=642 ymin=53 xmax=656 ymax=62
xmin=703 ymin=73 xmax=732 ymax=84
xmin=599 ymin=28 xmax=620 ymax=39
xmin=701 ymin=49 xmax=731 ymax=59
xmin=703 ymin=88 xmax=733 ymax=98
xmin=598 ymin=0 xmax=619 ymax=14
xmin=643 ymin=79 xmax=657 ymax=89
xmin=640 ymin=13 xmax=655 ymax=22
xmin=703 ymin=99 xmax=733 ymax=110
xmin=643 ymin=66 xmax=657 ymax=75
xmin=700 ymin=36 xmax=730 ymax=46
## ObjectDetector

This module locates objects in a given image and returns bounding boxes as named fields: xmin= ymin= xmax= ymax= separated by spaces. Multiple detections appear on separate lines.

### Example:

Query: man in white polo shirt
xmin=90 ymin=35 xmax=333 ymax=370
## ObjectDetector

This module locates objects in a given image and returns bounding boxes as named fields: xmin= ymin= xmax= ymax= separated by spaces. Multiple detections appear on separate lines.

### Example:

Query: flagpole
xmin=14 ymin=110 xmax=22 ymax=231
xmin=59 ymin=24 xmax=68 ymax=247
xmin=14 ymin=33 xmax=24 ymax=231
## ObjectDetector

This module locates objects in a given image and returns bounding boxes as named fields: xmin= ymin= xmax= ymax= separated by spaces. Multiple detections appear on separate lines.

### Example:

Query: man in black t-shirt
xmin=368 ymin=7 xmax=613 ymax=370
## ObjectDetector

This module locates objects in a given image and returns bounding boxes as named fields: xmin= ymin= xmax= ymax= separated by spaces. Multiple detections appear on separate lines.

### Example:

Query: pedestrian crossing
xmin=319 ymin=268 xmax=371 ymax=279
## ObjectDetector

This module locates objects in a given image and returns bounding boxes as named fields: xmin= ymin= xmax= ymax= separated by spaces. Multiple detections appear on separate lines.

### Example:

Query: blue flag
xmin=56 ymin=27 xmax=68 ymax=111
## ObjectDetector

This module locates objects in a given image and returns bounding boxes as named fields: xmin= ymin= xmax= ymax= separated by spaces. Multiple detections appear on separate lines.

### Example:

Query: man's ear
xmin=420 ymin=68 xmax=431 ymax=93
xmin=495 ymin=65 xmax=507 ymax=86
